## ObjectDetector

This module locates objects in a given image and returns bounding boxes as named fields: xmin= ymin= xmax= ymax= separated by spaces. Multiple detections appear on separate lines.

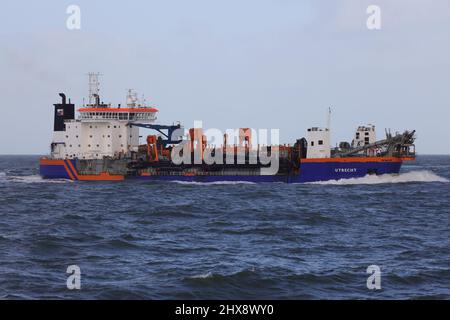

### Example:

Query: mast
xmin=327 ymin=106 xmax=331 ymax=132
xmin=87 ymin=72 xmax=101 ymax=106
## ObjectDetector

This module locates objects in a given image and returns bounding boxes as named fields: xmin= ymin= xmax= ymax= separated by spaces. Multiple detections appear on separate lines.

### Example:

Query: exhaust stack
xmin=53 ymin=92 xmax=75 ymax=132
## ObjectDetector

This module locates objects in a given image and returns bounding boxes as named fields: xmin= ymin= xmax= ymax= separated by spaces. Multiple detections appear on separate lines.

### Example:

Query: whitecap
xmin=308 ymin=170 xmax=448 ymax=185
xmin=5 ymin=175 xmax=71 ymax=184
xmin=188 ymin=272 xmax=214 ymax=279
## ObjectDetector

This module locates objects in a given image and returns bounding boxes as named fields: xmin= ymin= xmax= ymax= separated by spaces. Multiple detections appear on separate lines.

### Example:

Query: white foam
xmin=188 ymin=272 xmax=214 ymax=279
xmin=0 ymin=171 xmax=8 ymax=182
xmin=309 ymin=170 xmax=449 ymax=185
xmin=4 ymin=175 xmax=71 ymax=184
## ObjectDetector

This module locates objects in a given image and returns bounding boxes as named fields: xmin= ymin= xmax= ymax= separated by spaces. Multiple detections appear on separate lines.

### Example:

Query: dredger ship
xmin=39 ymin=74 xmax=416 ymax=183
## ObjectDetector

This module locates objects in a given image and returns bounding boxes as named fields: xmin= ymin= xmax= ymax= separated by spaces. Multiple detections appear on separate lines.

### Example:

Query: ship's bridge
xmin=78 ymin=107 xmax=158 ymax=123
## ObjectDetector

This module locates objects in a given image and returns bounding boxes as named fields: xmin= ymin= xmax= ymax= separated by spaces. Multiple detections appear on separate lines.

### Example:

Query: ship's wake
xmin=1 ymin=170 xmax=447 ymax=185
xmin=0 ymin=172 xmax=70 ymax=184
xmin=310 ymin=170 xmax=448 ymax=185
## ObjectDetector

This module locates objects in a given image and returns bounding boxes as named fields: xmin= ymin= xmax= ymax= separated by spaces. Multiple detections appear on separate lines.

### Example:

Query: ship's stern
xmin=39 ymin=158 xmax=77 ymax=180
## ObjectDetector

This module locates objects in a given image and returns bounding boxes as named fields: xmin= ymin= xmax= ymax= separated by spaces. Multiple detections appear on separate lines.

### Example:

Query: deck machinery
xmin=39 ymin=76 xmax=415 ymax=182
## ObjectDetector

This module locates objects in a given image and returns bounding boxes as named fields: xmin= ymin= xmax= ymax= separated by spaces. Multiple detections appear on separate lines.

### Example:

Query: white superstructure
xmin=352 ymin=125 xmax=376 ymax=148
xmin=51 ymin=82 xmax=158 ymax=160
xmin=306 ymin=127 xmax=331 ymax=158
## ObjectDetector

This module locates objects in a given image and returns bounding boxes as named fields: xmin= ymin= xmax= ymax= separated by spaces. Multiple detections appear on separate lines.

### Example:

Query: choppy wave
xmin=310 ymin=170 xmax=448 ymax=185
xmin=1 ymin=155 xmax=450 ymax=299
xmin=188 ymin=272 xmax=214 ymax=279
xmin=185 ymin=268 xmax=257 ymax=281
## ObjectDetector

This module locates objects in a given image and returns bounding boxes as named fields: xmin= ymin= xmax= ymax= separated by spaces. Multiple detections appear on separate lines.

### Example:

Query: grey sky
xmin=1 ymin=0 xmax=449 ymax=154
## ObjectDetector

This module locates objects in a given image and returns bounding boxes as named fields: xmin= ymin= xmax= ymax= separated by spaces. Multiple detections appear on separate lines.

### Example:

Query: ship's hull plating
xmin=39 ymin=157 xmax=403 ymax=183
xmin=40 ymin=159 xmax=78 ymax=180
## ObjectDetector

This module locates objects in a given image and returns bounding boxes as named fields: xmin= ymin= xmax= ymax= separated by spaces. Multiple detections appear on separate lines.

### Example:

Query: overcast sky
xmin=1 ymin=0 xmax=449 ymax=154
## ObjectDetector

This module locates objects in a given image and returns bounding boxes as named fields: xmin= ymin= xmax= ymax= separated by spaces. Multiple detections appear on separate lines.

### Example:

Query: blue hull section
xmin=39 ymin=159 xmax=403 ymax=183
xmin=296 ymin=160 xmax=402 ymax=183
xmin=39 ymin=159 xmax=77 ymax=180
xmin=136 ymin=175 xmax=289 ymax=183
xmin=136 ymin=160 xmax=403 ymax=183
